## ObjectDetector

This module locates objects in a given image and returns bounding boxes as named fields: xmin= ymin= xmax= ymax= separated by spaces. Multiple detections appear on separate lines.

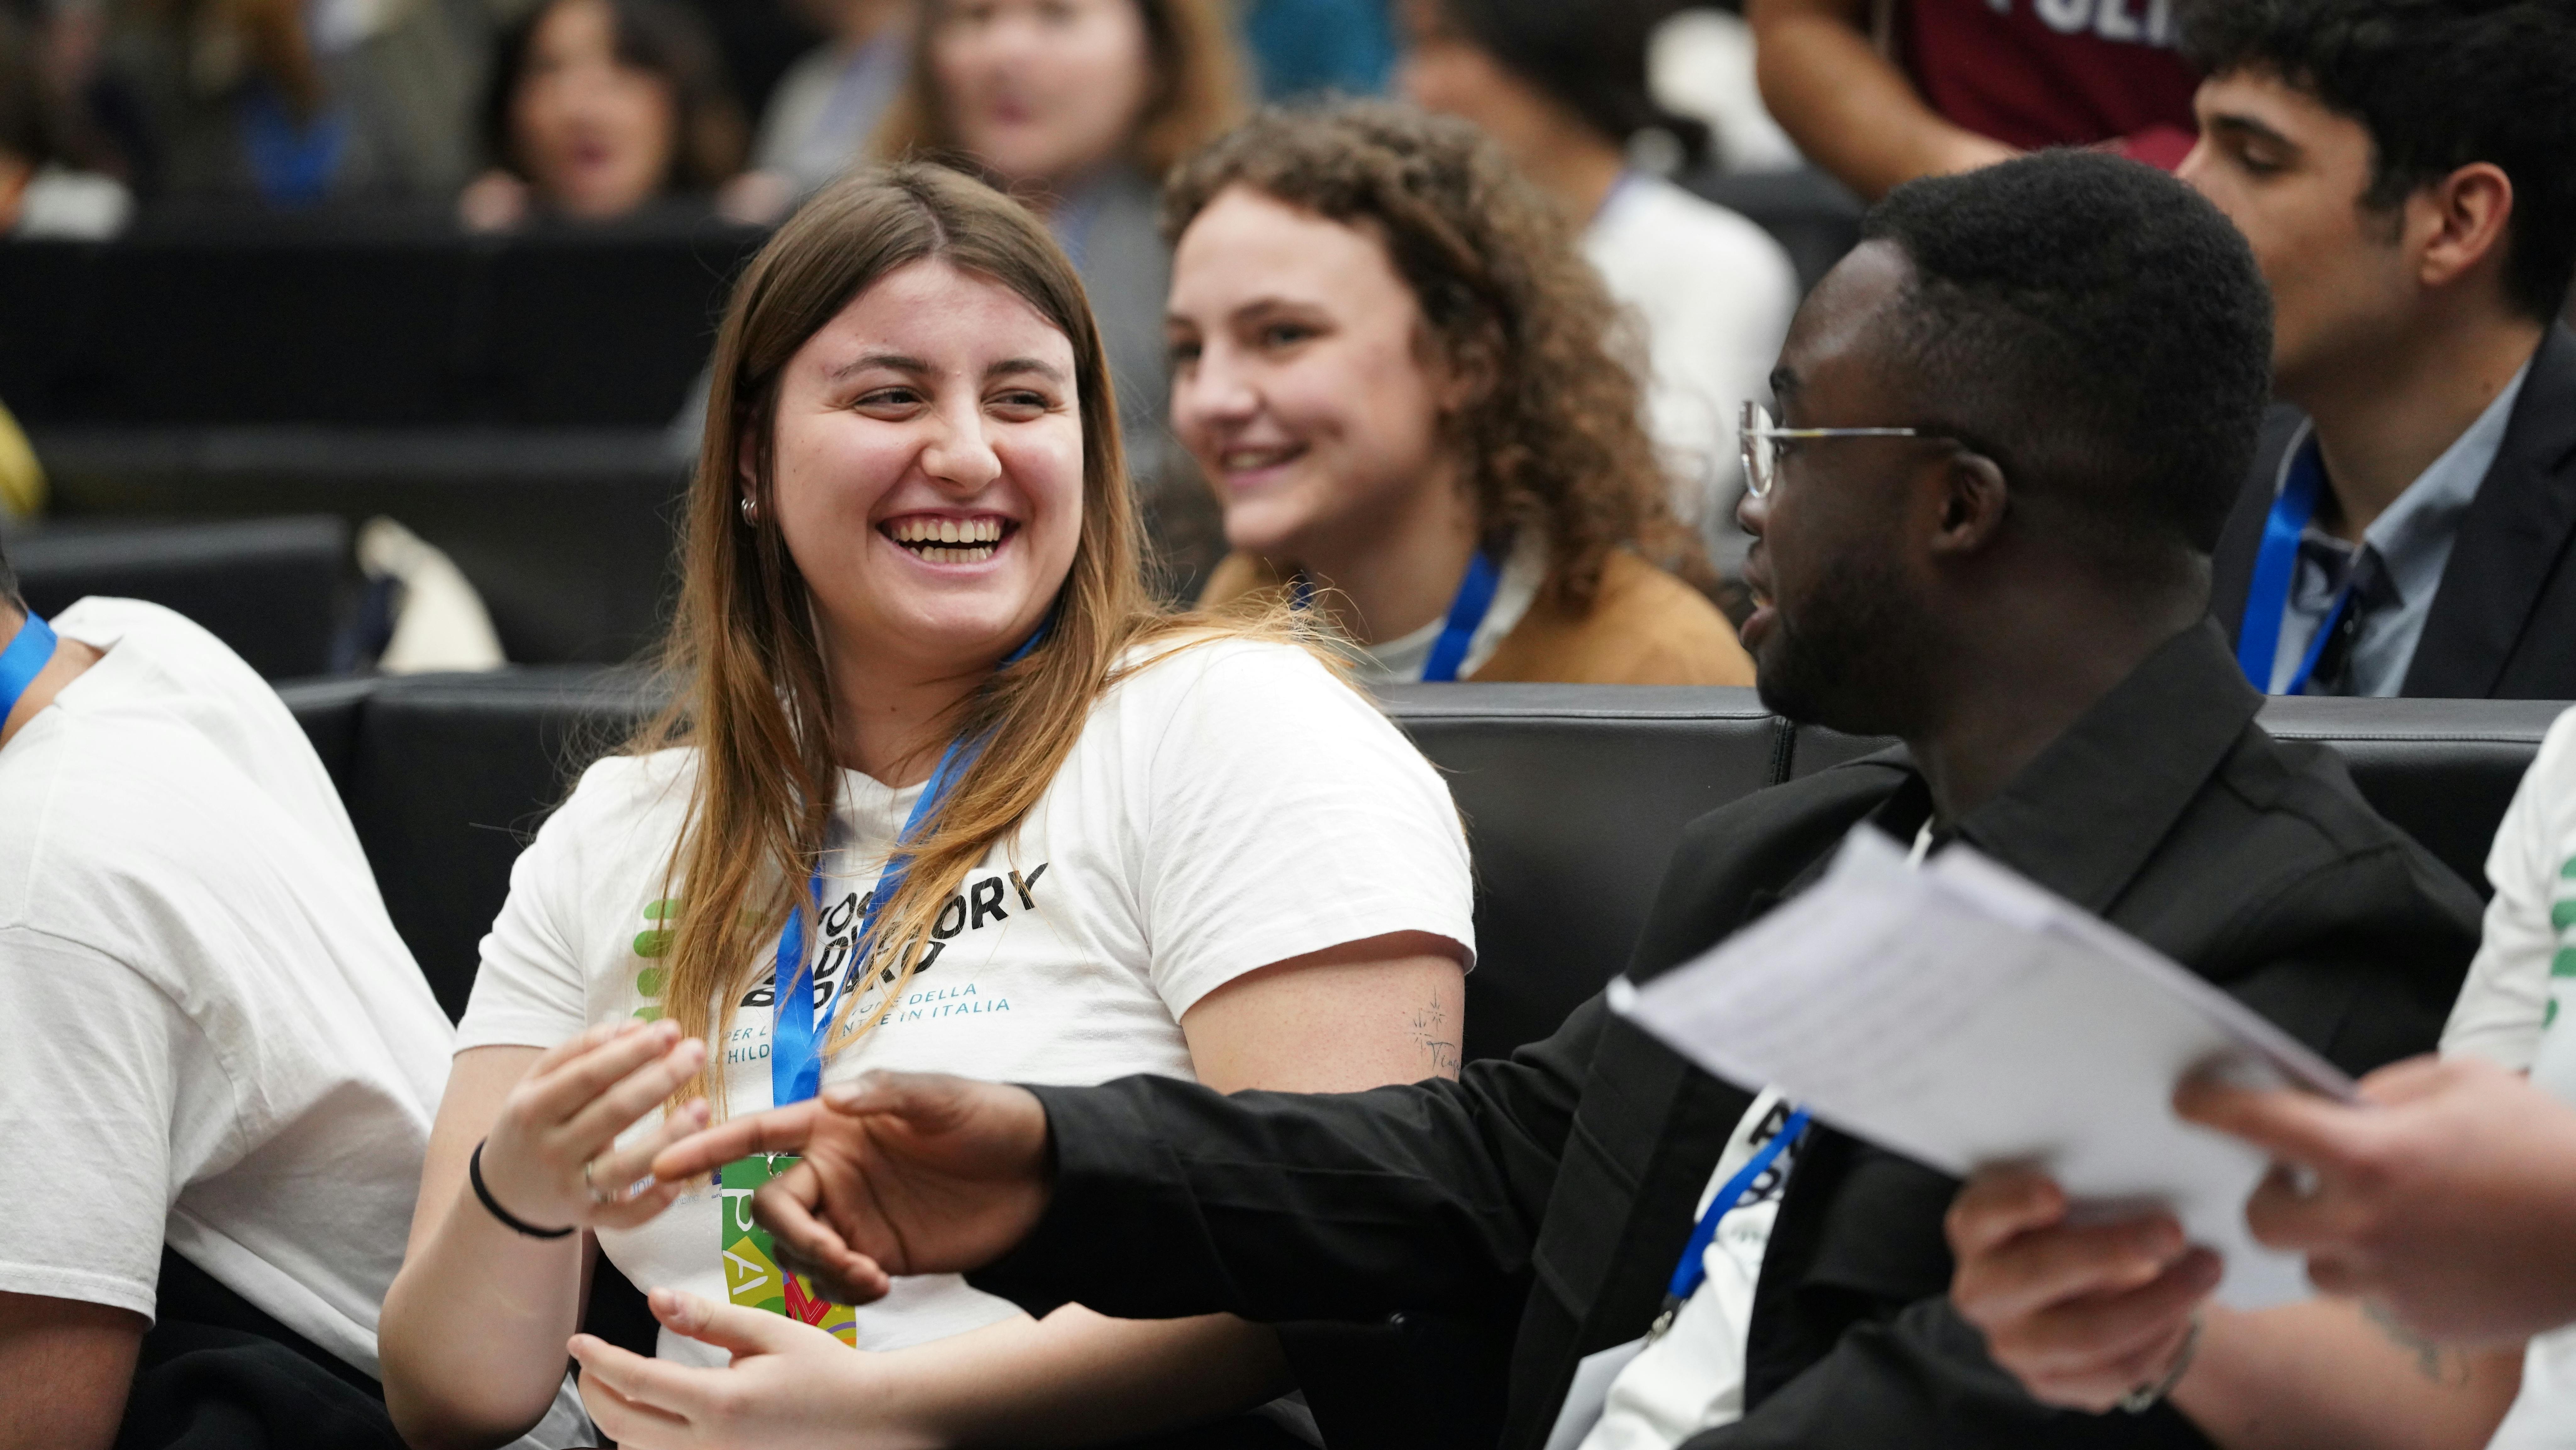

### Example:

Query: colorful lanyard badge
xmin=2234 ymin=442 xmax=2353 ymax=697
xmin=0 ymin=612 xmax=59 ymax=729
xmin=729 ymin=625 xmax=1048 ymax=1340
xmin=1291 ymin=544 xmax=1504 ymax=684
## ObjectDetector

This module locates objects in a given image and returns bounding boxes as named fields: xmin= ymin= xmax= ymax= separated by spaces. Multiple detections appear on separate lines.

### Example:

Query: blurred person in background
xmin=0 ymin=3 xmax=129 ymax=234
xmin=95 ymin=0 xmax=511 ymax=203
xmin=713 ymin=0 xmax=905 ymax=223
xmin=1400 ymin=0 xmax=1797 ymax=567
xmin=1168 ymin=103 xmax=1754 ymax=687
xmin=460 ymin=0 xmax=745 ymax=229
xmin=1748 ymin=0 xmax=2199 ymax=201
xmin=871 ymin=0 xmax=1246 ymax=595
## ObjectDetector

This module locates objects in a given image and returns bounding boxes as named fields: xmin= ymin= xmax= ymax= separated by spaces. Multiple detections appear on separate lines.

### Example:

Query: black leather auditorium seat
xmin=278 ymin=674 xmax=2562 ymax=1055
xmin=7 ymin=515 xmax=347 ymax=679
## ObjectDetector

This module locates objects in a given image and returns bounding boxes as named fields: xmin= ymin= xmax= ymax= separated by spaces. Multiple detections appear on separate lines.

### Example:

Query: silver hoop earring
xmin=739 ymin=494 xmax=759 ymax=527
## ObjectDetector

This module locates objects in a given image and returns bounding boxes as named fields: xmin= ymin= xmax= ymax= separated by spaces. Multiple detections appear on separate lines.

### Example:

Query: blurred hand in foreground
xmin=1946 ymin=1167 xmax=2220 ymax=1411
xmin=649 ymin=1070 xmax=1053 ymax=1304
xmin=2179 ymin=1053 xmax=2576 ymax=1344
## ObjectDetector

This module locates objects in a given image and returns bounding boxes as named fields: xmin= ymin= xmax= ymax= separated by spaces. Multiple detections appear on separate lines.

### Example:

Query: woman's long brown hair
xmin=636 ymin=163 xmax=1223 ymax=1108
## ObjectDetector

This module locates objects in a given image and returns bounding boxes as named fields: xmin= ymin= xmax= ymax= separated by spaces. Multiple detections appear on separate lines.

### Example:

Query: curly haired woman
xmin=1165 ymin=102 xmax=1756 ymax=686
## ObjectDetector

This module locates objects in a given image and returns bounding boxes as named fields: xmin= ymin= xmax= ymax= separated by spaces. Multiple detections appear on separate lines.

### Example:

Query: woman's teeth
xmin=1222 ymin=446 xmax=1300 ymax=472
xmin=888 ymin=516 xmax=1007 ymax=564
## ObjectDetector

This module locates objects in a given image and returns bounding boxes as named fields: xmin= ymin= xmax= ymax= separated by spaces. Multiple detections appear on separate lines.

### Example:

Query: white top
xmin=1582 ymin=175 xmax=1800 ymax=545
xmin=1575 ymin=1088 xmax=1803 ymax=1450
xmin=1356 ymin=530 xmax=1549 ymax=687
xmin=2442 ymin=706 xmax=2576 ymax=1447
xmin=457 ymin=636 xmax=1476 ymax=1364
xmin=0 ymin=600 xmax=454 ymax=1375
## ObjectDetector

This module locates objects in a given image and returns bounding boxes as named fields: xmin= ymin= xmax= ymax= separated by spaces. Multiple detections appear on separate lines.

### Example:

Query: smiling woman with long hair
xmin=377 ymin=163 xmax=1473 ymax=1450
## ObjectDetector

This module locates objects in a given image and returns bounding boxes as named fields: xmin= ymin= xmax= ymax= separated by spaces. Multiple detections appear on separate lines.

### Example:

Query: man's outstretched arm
xmin=653 ymin=996 xmax=1606 ymax=1325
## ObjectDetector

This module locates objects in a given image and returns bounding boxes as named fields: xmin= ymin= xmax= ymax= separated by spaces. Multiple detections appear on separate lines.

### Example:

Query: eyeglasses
xmin=1738 ymin=401 xmax=1940 ymax=499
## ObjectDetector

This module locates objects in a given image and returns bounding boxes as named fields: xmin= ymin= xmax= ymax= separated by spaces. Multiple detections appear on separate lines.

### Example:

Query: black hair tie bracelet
xmin=469 ymin=1139 xmax=578 ymax=1239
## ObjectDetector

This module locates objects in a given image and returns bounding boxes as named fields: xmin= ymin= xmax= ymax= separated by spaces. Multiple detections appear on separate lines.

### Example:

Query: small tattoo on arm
xmin=2364 ymin=1301 xmax=2468 ymax=1385
xmin=1408 ymin=986 xmax=1461 ymax=1075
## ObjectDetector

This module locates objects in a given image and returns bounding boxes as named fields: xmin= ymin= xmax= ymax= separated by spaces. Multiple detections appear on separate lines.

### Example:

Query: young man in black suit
xmin=634 ymin=153 xmax=2483 ymax=1450
xmin=2185 ymin=0 xmax=2576 ymax=700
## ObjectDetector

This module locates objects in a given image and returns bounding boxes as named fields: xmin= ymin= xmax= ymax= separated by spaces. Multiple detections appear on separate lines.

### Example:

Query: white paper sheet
xmin=1608 ymin=827 xmax=2356 ymax=1310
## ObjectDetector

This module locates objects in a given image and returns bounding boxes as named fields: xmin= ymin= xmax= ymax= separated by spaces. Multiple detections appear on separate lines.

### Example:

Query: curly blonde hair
xmin=1162 ymin=101 xmax=1705 ymax=605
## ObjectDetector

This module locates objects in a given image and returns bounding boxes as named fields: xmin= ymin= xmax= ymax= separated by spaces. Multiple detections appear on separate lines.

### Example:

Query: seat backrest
xmin=328 ymin=668 xmax=661 ymax=1018
xmin=288 ymin=674 xmax=2561 ymax=1050
xmin=1374 ymin=685 xmax=1784 ymax=1062
xmin=10 ymin=516 xmax=348 ymax=679
xmin=1790 ymin=696 xmax=2565 ymax=896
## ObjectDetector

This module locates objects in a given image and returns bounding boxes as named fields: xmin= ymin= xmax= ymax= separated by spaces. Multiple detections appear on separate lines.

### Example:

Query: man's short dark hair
xmin=2184 ymin=0 xmax=2576 ymax=323
xmin=0 ymin=533 xmax=19 ymax=612
xmin=1860 ymin=151 xmax=2275 ymax=566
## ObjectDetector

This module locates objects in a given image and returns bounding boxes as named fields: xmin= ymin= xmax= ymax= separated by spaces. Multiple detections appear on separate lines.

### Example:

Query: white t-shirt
xmin=2441 ymin=705 xmax=2576 ymax=1447
xmin=1583 ymin=174 xmax=1799 ymax=552
xmin=457 ymin=636 xmax=1476 ymax=1365
xmin=1568 ymin=1089 xmax=1803 ymax=1450
xmin=0 ymin=599 xmax=455 ymax=1376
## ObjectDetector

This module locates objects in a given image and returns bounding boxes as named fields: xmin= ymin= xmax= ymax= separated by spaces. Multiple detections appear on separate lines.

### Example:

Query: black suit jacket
xmin=974 ymin=624 xmax=2482 ymax=1450
xmin=2211 ymin=323 xmax=2576 ymax=699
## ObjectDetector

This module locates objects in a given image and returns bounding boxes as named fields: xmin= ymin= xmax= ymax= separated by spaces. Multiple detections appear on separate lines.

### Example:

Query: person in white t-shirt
xmin=0 ymin=583 xmax=547 ymax=1448
xmin=378 ymin=161 xmax=1477 ymax=1450
xmin=1397 ymin=0 xmax=1800 ymax=557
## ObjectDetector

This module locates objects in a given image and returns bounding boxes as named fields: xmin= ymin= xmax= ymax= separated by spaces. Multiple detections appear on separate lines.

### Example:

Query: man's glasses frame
xmin=1738 ymin=400 xmax=1941 ymax=500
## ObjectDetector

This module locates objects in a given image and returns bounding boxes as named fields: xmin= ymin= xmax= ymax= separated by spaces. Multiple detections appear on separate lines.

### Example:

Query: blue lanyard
xmin=1666 ymin=1106 xmax=1810 ymax=1309
xmin=2234 ymin=441 xmax=2353 ymax=696
xmin=1290 ymin=545 xmax=1504 ymax=684
xmin=0 ymin=612 xmax=59 ymax=730
xmin=770 ymin=626 xmax=1047 ymax=1106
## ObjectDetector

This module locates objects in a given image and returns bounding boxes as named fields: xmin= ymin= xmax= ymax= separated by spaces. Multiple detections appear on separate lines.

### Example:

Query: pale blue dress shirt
xmin=2267 ymin=360 xmax=2533 ymax=696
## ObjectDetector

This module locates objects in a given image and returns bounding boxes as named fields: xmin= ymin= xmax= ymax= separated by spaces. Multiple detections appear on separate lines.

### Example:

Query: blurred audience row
xmin=0 ymin=0 xmax=1805 ymax=232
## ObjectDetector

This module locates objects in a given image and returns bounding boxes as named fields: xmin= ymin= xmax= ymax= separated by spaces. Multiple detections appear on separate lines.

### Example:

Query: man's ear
xmin=1928 ymin=450 xmax=2009 ymax=557
xmin=2413 ymin=162 xmax=2516 ymax=297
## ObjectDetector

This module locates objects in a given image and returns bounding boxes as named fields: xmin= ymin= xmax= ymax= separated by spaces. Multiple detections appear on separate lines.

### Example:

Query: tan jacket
xmin=1197 ymin=548 xmax=1756 ymax=687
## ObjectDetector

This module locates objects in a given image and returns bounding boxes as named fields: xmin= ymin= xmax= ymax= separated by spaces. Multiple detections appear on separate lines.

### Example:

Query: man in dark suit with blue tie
xmin=2186 ymin=0 xmax=2576 ymax=700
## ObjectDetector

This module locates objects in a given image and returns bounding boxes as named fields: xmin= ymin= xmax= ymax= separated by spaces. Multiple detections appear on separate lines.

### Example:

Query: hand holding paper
xmin=1608 ymin=826 xmax=2355 ymax=1310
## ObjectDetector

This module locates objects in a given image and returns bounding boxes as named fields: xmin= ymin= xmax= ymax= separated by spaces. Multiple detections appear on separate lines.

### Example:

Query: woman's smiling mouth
xmin=883 ymin=514 xmax=1017 ymax=564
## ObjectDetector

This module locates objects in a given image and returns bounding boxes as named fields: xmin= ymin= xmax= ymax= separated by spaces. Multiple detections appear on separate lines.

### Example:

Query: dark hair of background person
xmin=2181 ymin=0 xmax=2576 ymax=323
xmin=482 ymin=0 xmax=749 ymax=191
xmin=1163 ymin=100 xmax=1709 ymax=607
xmin=872 ymin=0 xmax=1246 ymax=183
xmin=0 ymin=533 xmax=18 ymax=610
xmin=1430 ymin=0 xmax=1712 ymax=170
xmin=1860 ymin=151 xmax=2274 ymax=573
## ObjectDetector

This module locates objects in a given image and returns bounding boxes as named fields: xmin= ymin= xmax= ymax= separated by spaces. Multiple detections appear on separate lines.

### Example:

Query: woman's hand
xmin=458 ymin=169 xmax=530 ymax=233
xmin=476 ymin=1018 xmax=712 ymax=1234
xmin=570 ymin=1288 xmax=923 ymax=1450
